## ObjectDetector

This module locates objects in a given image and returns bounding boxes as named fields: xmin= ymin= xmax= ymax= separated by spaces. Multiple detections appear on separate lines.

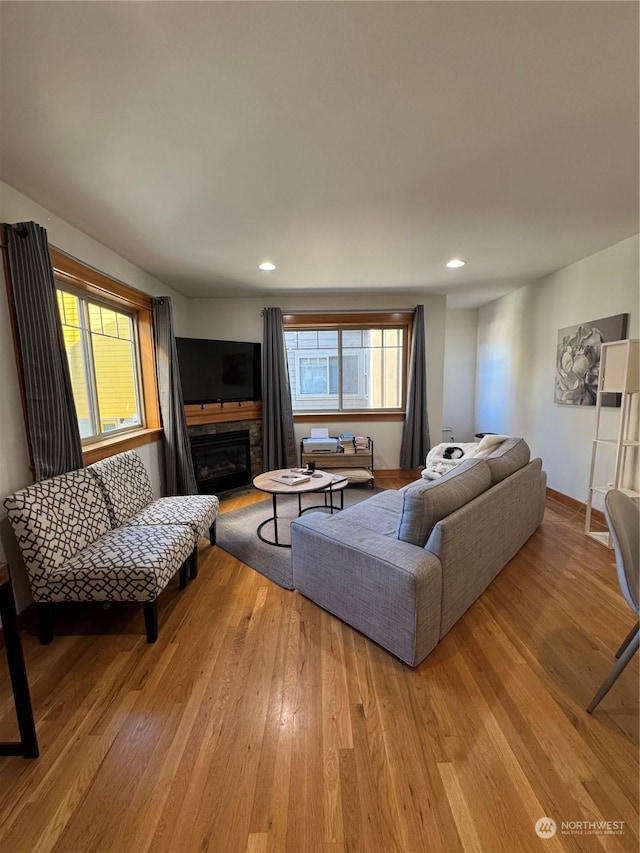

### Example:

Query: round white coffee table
xmin=253 ymin=469 xmax=334 ymax=547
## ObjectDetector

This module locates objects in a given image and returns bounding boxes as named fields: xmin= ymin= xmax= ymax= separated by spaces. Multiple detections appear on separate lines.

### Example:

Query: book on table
xmin=270 ymin=472 xmax=311 ymax=486
xmin=339 ymin=434 xmax=356 ymax=454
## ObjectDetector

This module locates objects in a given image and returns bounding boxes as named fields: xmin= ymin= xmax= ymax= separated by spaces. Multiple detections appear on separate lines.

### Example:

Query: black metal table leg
xmin=273 ymin=493 xmax=279 ymax=545
xmin=257 ymin=492 xmax=291 ymax=547
xmin=0 ymin=563 xmax=39 ymax=758
xmin=299 ymin=479 xmax=347 ymax=517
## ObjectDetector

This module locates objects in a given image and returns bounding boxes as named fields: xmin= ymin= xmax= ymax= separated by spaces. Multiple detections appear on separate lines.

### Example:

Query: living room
xmin=0 ymin=2 xmax=638 ymax=851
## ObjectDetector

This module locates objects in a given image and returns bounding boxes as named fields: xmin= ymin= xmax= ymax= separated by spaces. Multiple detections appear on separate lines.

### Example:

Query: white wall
xmin=443 ymin=309 xmax=478 ymax=443
xmin=476 ymin=234 xmax=640 ymax=503
xmin=0 ymin=182 xmax=189 ymax=612
xmin=188 ymin=293 xmax=447 ymax=470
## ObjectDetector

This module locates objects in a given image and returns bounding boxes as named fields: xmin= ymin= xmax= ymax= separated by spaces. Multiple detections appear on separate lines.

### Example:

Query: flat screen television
xmin=176 ymin=337 xmax=261 ymax=405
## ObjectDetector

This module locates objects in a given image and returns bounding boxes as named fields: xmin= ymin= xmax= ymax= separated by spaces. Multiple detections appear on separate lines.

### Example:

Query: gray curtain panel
xmin=400 ymin=304 xmax=430 ymax=469
xmin=4 ymin=221 xmax=83 ymax=481
xmin=152 ymin=296 xmax=198 ymax=496
xmin=262 ymin=307 xmax=297 ymax=470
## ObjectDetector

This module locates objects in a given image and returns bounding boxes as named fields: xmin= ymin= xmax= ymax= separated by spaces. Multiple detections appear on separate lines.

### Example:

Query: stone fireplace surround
xmin=188 ymin=420 xmax=263 ymax=490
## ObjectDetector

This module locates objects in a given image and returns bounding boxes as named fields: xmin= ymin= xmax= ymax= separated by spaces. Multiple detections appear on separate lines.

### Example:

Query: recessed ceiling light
xmin=258 ymin=261 xmax=276 ymax=271
xmin=446 ymin=259 xmax=465 ymax=268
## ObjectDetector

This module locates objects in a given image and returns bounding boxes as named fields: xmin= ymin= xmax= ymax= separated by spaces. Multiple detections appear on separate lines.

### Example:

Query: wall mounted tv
xmin=176 ymin=337 xmax=262 ymax=405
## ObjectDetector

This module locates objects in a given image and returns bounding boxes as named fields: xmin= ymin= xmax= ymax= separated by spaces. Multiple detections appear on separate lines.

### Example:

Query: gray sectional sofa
xmin=291 ymin=438 xmax=546 ymax=666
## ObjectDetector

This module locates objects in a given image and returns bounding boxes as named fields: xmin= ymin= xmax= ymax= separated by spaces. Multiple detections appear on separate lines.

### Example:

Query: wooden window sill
xmin=82 ymin=427 xmax=163 ymax=465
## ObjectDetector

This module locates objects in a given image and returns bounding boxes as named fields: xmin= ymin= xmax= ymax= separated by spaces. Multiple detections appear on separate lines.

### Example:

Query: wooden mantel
xmin=185 ymin=401 xmax=262 ymax=426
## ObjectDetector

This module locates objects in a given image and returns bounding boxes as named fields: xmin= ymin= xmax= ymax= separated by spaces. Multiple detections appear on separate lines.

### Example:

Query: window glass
xmin=117 ymin=313 xmax=131 ymax=340
xmin=342 ymin=330 xmax=362 ymax=348
xmin=318 ymin=330 xmax=338 ymax=348
xmin=92 ymin=321 xmax=140 ymax=433
xmin=328 ymin=356 xmax=339 ymax=395
xmin=285 ymin=323 xmax=406 ymax=413
xmin=343 ymin=353 xmax=360 ymax=396
xmin=298 ymin=331 xmax=319 ymax=349
xmin=58 ymin=292 xmax=93 ymax=438
xmin=299 ymin=356 xmax=329 ymax=395
xmin=57 ymin=288 xmax=142 ymax=440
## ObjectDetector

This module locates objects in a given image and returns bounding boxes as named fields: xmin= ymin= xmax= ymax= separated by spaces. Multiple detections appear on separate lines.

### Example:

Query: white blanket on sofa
xmin=421 ymin=434 xmax=509 ymax=479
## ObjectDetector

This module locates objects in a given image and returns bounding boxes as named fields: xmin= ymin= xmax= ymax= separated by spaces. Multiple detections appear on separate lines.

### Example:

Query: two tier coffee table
xmin=252 ymin=469 xmax=347 ymax=547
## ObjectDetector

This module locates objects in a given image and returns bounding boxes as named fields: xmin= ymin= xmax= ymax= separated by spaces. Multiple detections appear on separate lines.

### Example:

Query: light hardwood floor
xmin=0 ymin=477 xmax=638 ymax=853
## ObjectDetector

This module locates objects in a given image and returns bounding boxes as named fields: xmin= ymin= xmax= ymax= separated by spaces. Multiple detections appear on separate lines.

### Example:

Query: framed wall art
xmin=555 ymin=313 xmax=628 ymax=406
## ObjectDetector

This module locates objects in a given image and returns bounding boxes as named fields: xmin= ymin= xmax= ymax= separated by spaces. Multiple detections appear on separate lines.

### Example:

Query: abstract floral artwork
xmin=555 ymin=313 xmax=628 ymax=406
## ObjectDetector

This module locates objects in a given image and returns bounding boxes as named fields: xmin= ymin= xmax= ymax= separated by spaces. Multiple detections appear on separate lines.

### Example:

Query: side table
xmin=300 ymin=475 xmax=349 ymax=513
xmin=0 ymin=563 xmax=39 ymax=758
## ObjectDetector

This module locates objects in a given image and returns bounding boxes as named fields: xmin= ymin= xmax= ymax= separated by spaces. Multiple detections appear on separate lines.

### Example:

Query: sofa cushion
xmin=3 ymin=469 xmax=112 ymax=599
xmin=125 ymin=494 xmax=219 ymax=540
xmin=486 ymin=437 xmax=530 ymax=485
xmin=48 ymin=524 xmax=195 ymax=603
xmin=332 ymin=490 xmax=403 ymax=537
xmin=395 ymin=458 xmax=492 ymax=547
xmin=88 ymin=450 xmax=154 ymax=527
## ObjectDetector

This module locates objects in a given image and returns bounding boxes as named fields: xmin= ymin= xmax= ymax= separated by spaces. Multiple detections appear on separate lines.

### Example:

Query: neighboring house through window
xmin=283 ymin=312 xmax=412 ymax=416
xmin=51 ymin=250 xmax=161 ymax=463
xmin=57 ymin=289 xmax=143 ymax=439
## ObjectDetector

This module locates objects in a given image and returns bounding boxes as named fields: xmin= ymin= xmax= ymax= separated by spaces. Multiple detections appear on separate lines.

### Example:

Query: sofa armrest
xmin=291 ymin=513 xmax=443 ymax=666
xmin=426 ymin=458 xmax=546 ymax=637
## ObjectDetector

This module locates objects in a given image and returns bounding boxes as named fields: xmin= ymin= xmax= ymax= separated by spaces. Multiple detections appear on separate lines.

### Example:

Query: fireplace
xmin=190 ymin=430 xmax=252 ymax=493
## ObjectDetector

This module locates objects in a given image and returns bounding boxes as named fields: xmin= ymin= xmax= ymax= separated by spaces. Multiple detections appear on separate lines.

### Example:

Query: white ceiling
xmin=0 ymin=1 xmax=638 ymax=309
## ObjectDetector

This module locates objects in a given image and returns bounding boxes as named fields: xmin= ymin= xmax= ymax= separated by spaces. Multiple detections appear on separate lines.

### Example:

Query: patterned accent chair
xmin=87 ymin=451 xmax=219 ymax=578
xmin=4 ymin=469 xmax=195 ymax=643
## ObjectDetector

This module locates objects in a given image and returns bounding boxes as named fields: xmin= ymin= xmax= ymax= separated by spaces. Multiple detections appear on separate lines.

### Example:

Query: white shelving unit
xmin=585 ymin=339 xmax=640 ymax=547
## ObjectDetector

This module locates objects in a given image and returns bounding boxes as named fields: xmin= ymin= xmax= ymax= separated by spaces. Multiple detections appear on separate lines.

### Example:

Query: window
xmin=51 ymin=250 xmax=161 ymax=463
xmin=56 ymin=289 xmax=143 ymax=439
xmin=296 ymin=353 xmax=360 ymax=396
xmin=283 ymin=313 xmax=411 ymax=415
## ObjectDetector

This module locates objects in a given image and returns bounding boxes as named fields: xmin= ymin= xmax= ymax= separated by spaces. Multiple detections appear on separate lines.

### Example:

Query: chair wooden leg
xmin=189 ymin=547 xmax=198 ymax=579
xmin=588 ymin=629 xmax=639 ymax=713
xmin=38 ymin=603 xmax=55 ymax=645
xmin=179 ymin=562 xmax=188 ymax=590
xmin=143 ymin=601 xmax=158 ymax=643
xmin=209 ymin=519 xmax=216 ymax=546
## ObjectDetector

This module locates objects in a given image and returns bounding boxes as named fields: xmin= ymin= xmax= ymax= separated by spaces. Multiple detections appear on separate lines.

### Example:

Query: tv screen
xmin=176 ymin=337 xmax=262 ymax=405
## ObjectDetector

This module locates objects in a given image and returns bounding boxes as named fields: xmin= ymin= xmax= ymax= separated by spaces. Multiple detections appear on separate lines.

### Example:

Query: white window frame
xmin=283 ymin=315 xmax=411 ymax=416
xmin=49 ymin=248 xmax=162 ymax=465
xmin=56 ymin=284 xmax=146 ymax=443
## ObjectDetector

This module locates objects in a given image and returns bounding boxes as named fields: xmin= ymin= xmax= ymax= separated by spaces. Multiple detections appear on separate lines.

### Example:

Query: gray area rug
xmin=217 ymin=486 xmax=382 ymax=589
